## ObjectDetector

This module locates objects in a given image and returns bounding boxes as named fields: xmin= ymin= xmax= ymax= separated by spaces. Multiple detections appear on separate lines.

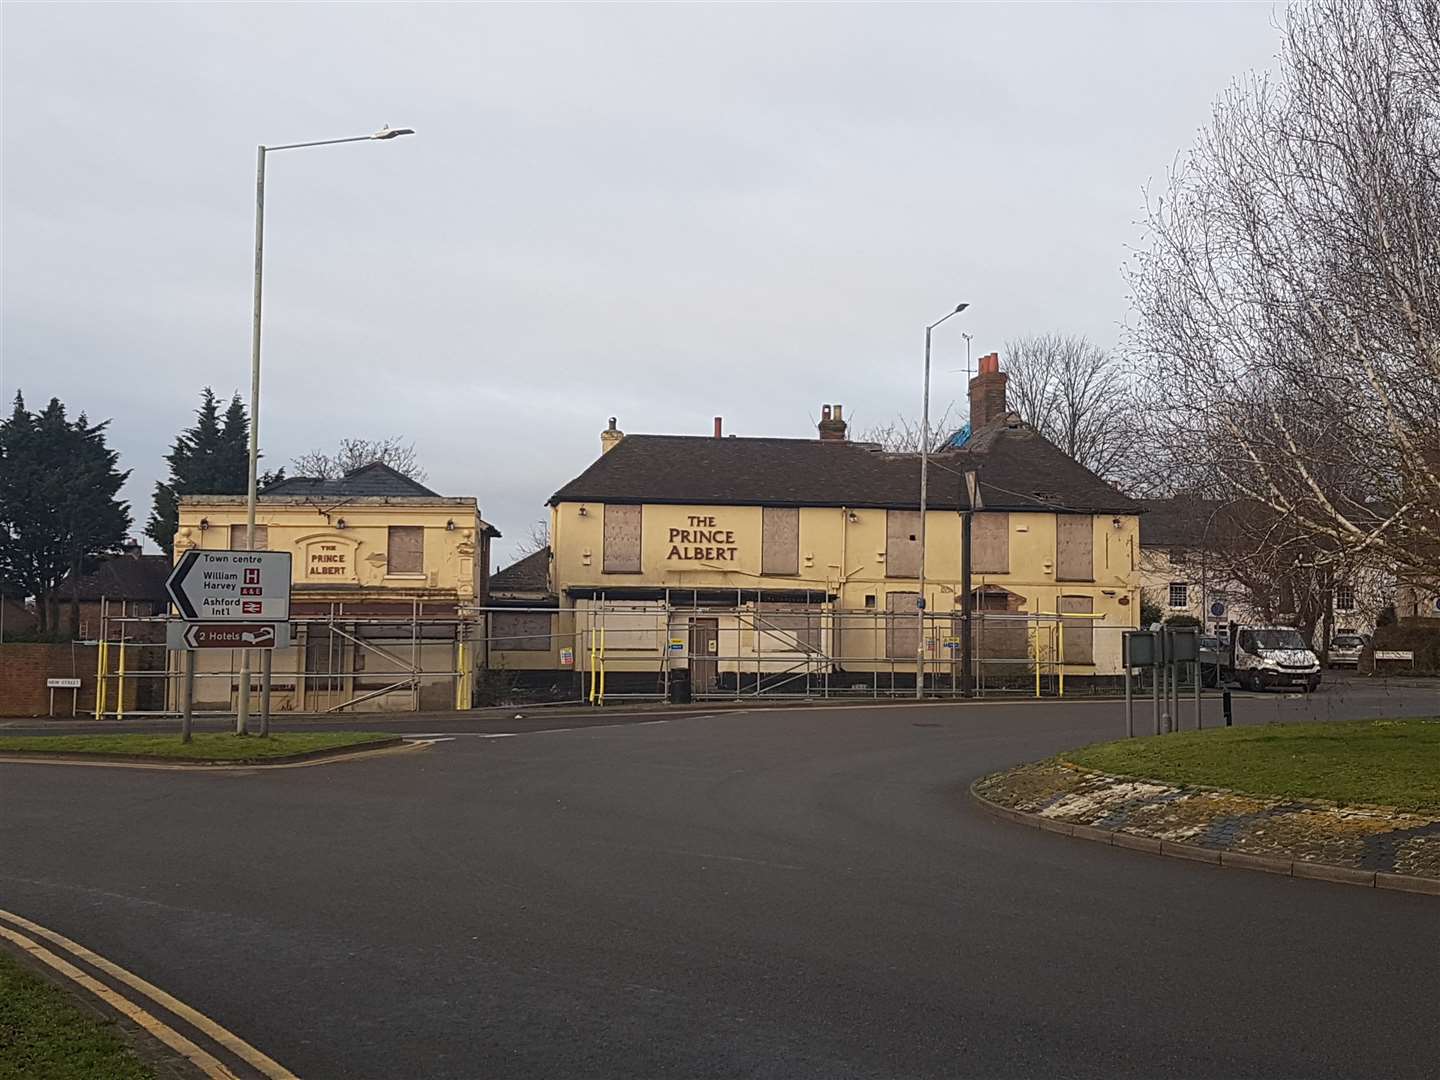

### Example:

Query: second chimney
xmin=714 ymin=417 xmax=723 ymax=438
xmin=818 ymin=404 xmax=847 ymax=441
xmin=968 ymin=353 xmax=1008 ymax=431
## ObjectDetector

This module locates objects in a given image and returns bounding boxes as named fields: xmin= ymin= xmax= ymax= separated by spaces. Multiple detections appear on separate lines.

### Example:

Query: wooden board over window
xmin=886 ymin=591 xmax=919 ymax=659
xmin=1060 ymin=594 xmax=1094 ymax=665
xmin=387 ymin=526 xmax=424 ymax=575
xmin=761 ymin=507 xmax=799 ymax=576
xmin=970 ymin=512 xmax=1009 ymax=574
xmin=228 ymin=524 xmax=268 ymax=551
xmin=492 ymin=611 xmax=553 ymax=651
xmin=1055 ymin=515 xmax=1093 ymax=582
xmin=886 ymin=510 xmax=921 ymax=579
xmin=603 ymin=505 xmax=642 ymax=573
xmin=755 ymin=603 xmax=820 ymax=653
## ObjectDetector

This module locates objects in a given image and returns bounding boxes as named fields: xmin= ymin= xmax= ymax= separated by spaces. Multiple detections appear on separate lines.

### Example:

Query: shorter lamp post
xmin=916 ymin=302 xmax=969 ymax=698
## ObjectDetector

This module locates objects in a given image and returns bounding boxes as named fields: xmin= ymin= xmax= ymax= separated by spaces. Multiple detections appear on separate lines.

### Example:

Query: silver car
xmin=1328 ymin=634 xmax=1364 ymax=668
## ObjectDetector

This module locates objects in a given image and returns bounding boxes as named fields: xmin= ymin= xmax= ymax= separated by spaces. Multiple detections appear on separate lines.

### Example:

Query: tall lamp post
xmin=916 ymin=302 xmax=969 ymax=698
xmin=235 ymin=125 xmax=414 ymax=736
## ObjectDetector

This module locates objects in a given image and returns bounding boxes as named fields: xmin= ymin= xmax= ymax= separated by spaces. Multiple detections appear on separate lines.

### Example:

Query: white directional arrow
xmin=166 ymin=549 xmax=292 ymax=622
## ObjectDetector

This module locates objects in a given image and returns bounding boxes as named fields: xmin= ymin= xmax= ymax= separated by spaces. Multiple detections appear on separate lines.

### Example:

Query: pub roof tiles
xmin=549 ymin=423 xmax=1140 ymax=515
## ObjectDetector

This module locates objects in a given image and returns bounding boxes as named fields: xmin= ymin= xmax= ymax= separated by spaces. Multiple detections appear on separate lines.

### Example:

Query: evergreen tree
xmin=0 ymin=392 xmax=132 ymax=635
xmin=146 ymin=389 xmax=251 ymax=556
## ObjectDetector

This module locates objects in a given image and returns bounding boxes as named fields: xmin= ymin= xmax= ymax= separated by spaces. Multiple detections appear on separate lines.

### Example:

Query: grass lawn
xmin=1063 ymin=718 xmax=1440 ymax=812
xmin=0 ymin=731 xmax=397 ymax=762
xmin=0 ymin=950 xmax=154 ymax=1080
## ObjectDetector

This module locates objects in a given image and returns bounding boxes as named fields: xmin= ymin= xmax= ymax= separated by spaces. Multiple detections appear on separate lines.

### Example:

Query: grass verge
xmin=0 ymin=731 xmax=397 ymax=762
xmin=0 ymin=950 xmax=155 ymax=1080
xmin=1064 ymin=718 xmax=1440 ymax=813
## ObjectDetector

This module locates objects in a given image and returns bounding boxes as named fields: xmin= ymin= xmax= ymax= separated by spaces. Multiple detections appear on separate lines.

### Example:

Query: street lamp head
xmin=954 ymin=303 xmax=970 ymax=313
xmin=371 ymin=126 xmax=415 ymax=140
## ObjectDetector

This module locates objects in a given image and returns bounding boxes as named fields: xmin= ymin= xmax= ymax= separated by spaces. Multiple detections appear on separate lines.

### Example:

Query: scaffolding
xmin=472 ymin=598 xmax=1123 ymax=705
xmin=90 ymin=598 xmax=478 ymax=717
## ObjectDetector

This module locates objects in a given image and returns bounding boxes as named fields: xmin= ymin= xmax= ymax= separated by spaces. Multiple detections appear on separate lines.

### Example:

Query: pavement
xmin=2 ymin=676 xmax=1438 ymax=1079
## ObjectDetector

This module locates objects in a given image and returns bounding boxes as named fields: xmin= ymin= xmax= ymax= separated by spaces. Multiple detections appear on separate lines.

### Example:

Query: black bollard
xmin=1223 ymin=689 xmax=1233 ymax=727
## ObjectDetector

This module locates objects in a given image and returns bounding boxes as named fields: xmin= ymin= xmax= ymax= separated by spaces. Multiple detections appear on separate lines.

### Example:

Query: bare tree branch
xmin=292 ymin=437 xmax=428 ymax=483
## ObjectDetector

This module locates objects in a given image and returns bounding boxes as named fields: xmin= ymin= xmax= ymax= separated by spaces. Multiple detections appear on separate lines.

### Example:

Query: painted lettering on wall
xmin=667 ymin=515 xmax=739 ymax=562
xmin=307 ymin=542 xmax=350 ymax=578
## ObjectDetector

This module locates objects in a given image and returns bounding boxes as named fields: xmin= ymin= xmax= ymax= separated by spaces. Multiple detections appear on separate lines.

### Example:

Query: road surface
xmin=2 ymin=683 xmax=1436 ymax=1078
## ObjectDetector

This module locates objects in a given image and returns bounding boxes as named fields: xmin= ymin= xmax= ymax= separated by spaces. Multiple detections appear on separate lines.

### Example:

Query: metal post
xmin=237 ymin=143 xmax=266 ymax=738
xmin=1159 ymin=630 xmax=1171 ymax=734
xmin=960 ymin=509 xmax=974 ymax=697
xmin=1193 ymin=658 xmax=1201 ymax=730
xmin=1223 ymin=688 xmax=1233 ymax=727
xmin=1153 ymin=651 xmax=1162 ymax=735
xmin=916 ymin=323 xmax=932 ymax=699
xmin=259 ymin=650 xmax=273 ymax=737
xmin=181 ymin=650 xmax=195 ymax=743
xmin=1124 ymin=637 xmax=1133 ymax=738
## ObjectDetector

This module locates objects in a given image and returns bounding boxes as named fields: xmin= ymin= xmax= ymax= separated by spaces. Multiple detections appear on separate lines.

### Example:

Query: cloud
xmin=1 ymin=2 xmax=1283 ymax=564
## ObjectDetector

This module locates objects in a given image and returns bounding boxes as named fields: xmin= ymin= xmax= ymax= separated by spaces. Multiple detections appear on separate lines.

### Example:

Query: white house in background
xmin=1136 ymin=497 xmax=1390 ymax=639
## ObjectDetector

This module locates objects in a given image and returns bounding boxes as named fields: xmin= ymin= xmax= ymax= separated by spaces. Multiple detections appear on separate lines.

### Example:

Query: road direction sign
xmin=166 ymin=549 xmax=291 ymax=622
xmin=166 ymin=622 xmax=291 ymax=650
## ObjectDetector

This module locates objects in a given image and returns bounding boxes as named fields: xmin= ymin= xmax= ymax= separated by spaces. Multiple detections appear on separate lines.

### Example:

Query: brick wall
xmin=0 ymin=643 xmax=114 ymax=717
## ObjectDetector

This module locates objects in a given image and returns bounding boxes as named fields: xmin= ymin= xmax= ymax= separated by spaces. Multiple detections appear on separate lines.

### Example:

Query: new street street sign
xmin=166 ymin=622 xmax=292 ymax=651
xmin=166 ymin=549 xmax=292 ymax=622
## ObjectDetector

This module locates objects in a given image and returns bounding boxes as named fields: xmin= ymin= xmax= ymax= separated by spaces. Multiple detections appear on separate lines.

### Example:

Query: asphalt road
xmin=2 ymin=682 xmax=1437 ymax=1079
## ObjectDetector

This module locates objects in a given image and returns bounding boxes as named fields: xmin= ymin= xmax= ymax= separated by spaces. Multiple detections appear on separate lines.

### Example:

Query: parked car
xmin=1328 ymin=634 xmax=1365 ymax=668
xmin=1223 ymin=625 xmax=1322 ymax=692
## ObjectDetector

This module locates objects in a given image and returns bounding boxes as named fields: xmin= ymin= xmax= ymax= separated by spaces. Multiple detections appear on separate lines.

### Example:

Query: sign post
xmin=166 ymin=549 xmax=291 ymax=738
xmin=46 ymin=677 xmax=81 ymax=718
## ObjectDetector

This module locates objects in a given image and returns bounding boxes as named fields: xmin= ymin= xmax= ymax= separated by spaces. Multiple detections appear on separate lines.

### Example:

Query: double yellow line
xmin=0 ymin=907 xmax=297 ymax=1079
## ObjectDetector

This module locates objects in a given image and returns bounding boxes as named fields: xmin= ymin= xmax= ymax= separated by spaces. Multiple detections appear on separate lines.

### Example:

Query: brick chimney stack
xmin=818 ymin=404 xmax=847 ymax=441
xmin=600 ymin=417 xmax=625 ymax=455
xmin=968 ymin=353 xmax=1008 ymax=431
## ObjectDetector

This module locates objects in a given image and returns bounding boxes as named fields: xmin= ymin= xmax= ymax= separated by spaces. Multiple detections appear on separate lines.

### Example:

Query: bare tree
xmin=855 ymin=404 xmax=962 ymax=453
xmin=515 ymin=519 xmax=550 ymax=558
xmin=1002 ymin=333 xmax=1133 ymax=481
xmin=1127 ymin=0 xmax=1440 ymax=594
xmin=292 ymin=437 xmax=428 ymax=483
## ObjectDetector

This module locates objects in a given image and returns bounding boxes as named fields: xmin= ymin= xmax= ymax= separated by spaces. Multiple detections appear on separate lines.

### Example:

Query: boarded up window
xmin=594 ymin=607 xmax=663 ymax=650
xmin=1056 ymin=515 xmax=1093 ymax=581
xmin=755 ymin=603 xmax=820 ymax=652
xmin=492 ymin=611 xmax=553 ymax=651
xmin=228 ymin=524 xmax=269 ymax=551
xmin=886 ymin=510 xmax=921 ymax=579
xmin=970 ymin=587 xmax=1028 ymax=661
xmin=1060 ymin=594 xmax=1094 ymax=665
xmin=886 ymin=591 xmax=919 ymax=659
xmin=603 ymin=505 xmax=642 ymax=573
xmin=970 ymin=512 xmax=1009 ymax=574
xmin=761 ymin=507 xmax=799 ymax=576
xmin=387 ymin=526 xmax=424 ymax=574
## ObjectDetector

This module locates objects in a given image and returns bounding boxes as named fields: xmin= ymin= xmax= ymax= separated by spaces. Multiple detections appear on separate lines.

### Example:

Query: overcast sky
xmin=2 ymin=2 xmax=1286 ymax=566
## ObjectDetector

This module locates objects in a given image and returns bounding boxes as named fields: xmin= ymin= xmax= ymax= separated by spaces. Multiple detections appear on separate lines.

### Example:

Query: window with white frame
xmin=1168 ymin=582 xmax=1189 ymax=609
xmin=1335 ymin=583 xmax=1355 ymax=611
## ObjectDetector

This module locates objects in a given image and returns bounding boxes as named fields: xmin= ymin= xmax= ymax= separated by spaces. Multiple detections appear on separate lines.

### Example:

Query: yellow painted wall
xmin=544 ymin=501 xmax=1142 ymax=675
xmin=175 ymin=498 xmax=486 ymax=602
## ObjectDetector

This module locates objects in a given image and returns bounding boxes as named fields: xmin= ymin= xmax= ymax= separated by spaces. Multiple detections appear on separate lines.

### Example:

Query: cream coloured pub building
xmin=176 ymin=463 xmax=498 ymax=712
xmin=490 ymin=356 xmax=1145 ymax=696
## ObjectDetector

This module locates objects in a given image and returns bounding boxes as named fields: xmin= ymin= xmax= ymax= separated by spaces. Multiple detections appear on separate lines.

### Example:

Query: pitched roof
xmin=549 ymin=421 xmax=1139 ymax=514
xmin=262 ymin=462 xmax=441 ymax=498
xmin=1137 ymin=497 xmax=1240 ymax=548
xmin=60 ymin=554 xmax=172 ymax=601
xmin=491 ymin=547 xmax=550 ymax=593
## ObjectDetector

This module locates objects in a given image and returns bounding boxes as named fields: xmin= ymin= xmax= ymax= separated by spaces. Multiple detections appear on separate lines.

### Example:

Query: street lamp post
xmin=916 ymin=303 xmax=969 ymax=699
xmin=234 ymin=126 xmax=414 ymax=736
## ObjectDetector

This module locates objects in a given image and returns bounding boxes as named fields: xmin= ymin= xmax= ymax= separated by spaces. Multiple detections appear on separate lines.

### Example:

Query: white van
xmin=1224 ymin=625 xmax=1322 ymax=692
